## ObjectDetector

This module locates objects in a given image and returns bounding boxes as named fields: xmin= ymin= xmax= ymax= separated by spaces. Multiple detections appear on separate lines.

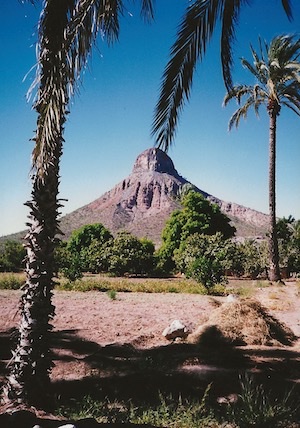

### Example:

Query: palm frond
xmin=223 ymin=84 xmax=254 ymax=106
xmin=140 ymin=0 xmax=155 ymax=22
xmin=228 ymin=96 xmax=256 ymax=130
xmin=220 ymin=0 xmax=245 ymax=91
xmin=281 ymin=0 xmax=293 ymax=21
xmin=281 ymin=100 xmax=300 ymax=115
xmin=152 ymin=0 xmax=225 ymax=150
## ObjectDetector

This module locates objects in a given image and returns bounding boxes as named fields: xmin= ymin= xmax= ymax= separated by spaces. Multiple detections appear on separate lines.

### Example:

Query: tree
xmin=151 ymin=0 xmax=293 ymax=149
xmin=277 ymin=216 xmax=300 ymax=276
xmin=0 ymin=240 xmax=26 ymax=272
xmin=223 ymin=35 xmax=300 ymax=282
xmin=106 ymin=231 xmax=155 ymax=276
xmin=157 ymin=191 xmax=235 ymax=272
xmin=67 ymin=223 xmax=113 ymax=272
xmin=174 ymin=232 xmax=235 ymax=289
xmin=4 ymin=0 xmax=154 ymax=410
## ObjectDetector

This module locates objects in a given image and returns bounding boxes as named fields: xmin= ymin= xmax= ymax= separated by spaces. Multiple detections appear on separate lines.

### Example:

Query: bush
xmin=174 ymin=233 xmax=233 ymax=290
xmin=0 ymin=240 xmax=26 ymax=272
xmin=157 ymin=191 xmax=236 ymax=273
xmin=106 ymin=231 xmax=155 ymax=276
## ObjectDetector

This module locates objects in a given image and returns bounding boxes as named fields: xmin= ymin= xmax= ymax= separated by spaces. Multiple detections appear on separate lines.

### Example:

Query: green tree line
xmin=2 ymin=193 xmax=299 ymax=286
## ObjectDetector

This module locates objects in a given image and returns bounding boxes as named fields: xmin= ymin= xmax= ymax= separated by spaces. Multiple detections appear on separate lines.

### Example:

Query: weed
xmin=225 ymin=374 xmax=299 ymax=427
xmin=107 ymin=289 xmax=117 ymax=300
xmin=0 ymin=273 xmax=25 ymax=290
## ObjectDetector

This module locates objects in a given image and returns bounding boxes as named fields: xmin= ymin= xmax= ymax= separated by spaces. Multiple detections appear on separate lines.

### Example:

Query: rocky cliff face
xmin=60 ymin=148 xmax=268 ymax=245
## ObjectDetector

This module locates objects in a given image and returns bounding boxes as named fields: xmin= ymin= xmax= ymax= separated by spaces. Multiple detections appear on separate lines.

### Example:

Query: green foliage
xmin=0 ymin=240 xmax=26 ymax=272
xmin=237 ymin=239 xmax=268 ymax=279
xmin=0 ymin=273 xmax=25 ymax=290
xmin=55 ymin=275 xmax=207 ymax=294
xmin=277 ymin=217 xmax=300 ymax=275
xmin=106 ymin=231 xmax=155 ymax=276
xmin=226 ymin=374 xmax=298 ymax=427
xmin=174 ymin=233 xmax=233 ymax=290
xmin=107 ymin=289 xmax=117 ymax=300
xmin=57 ymin=378 xmax=299 ymax=427
xmin=54 ymin=242 xmax=83 ymax=281
xmin=67 ymin=223 xmax=113 ymax=272
xmin=158 ymin=191 xmax=235 ymax=273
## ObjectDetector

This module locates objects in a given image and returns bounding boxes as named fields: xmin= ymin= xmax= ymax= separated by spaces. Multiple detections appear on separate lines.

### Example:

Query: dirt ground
xmin=0 ymin=281 xmax=299 ymax=406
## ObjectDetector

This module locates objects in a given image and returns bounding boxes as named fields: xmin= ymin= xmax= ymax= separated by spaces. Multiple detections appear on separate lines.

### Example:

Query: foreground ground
xmin=0 ymin=279 xmax=299 ymax=423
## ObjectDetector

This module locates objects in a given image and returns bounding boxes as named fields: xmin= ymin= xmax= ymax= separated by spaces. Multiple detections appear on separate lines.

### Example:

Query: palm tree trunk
xmin=2 ymin=0 xmax=70 ymax=410
xmin=3 ymin=146 xmax=62 ymax=410
xmin=268 ymin=106 xmax=281 ymax=282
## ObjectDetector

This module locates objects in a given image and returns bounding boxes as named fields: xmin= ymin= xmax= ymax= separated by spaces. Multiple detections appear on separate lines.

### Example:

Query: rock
xmin=226 ymin=294 xmax=239 ymax=302
xmin=162 ymin=320 xmax=189 ymax=341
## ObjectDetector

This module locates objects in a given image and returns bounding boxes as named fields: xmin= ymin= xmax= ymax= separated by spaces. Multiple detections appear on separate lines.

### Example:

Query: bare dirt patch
xmin=0 ymin=281 xmax=299 ymax=406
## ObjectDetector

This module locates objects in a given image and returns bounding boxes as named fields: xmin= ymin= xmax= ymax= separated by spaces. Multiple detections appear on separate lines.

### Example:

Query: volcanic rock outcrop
xmin=60 ymin=148 xmax=268 ymax=245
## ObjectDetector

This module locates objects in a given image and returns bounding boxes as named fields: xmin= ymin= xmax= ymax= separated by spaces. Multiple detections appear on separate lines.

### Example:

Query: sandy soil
xmin=0 ymin=283 xmax=300 ymax=408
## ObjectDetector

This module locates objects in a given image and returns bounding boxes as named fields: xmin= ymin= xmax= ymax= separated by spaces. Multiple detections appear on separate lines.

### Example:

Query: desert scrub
xmin=56 ymin=275 xmax=208 ymax=294
xmin=0 ymin=272 xmax=25 ymax=289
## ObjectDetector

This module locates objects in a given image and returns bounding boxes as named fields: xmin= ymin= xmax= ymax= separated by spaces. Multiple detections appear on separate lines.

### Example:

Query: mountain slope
xmin=59 ymin=148 xmax=268 ymax=245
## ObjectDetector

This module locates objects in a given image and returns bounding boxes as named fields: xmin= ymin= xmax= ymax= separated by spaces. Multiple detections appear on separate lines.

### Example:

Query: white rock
xmin=226 ymin=294 xmax=238 ymax=302
xmin=162 ymin=319 xmax=188 ymax=340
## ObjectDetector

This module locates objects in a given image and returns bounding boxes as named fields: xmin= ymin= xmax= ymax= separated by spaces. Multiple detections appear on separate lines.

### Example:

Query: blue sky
xmin=1 ymin=1 xmax=300 ymax=237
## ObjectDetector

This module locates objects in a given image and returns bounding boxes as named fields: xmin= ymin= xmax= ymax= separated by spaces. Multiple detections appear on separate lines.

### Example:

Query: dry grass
xmin=188 ymin=298 xmax=296 ymax=346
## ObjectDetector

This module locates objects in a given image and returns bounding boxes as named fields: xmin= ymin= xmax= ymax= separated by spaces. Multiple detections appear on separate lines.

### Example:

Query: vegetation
xmin=57 ymin=377 xmax=299 ymax=427
xmin=4 ymin=0 xmax=298 ymax=411
xmin=2 ymin=214 xmax=299 ymax=292
xmin=157 ymin=191 xmax=235 ymax=273
xmin=224 ymin=34 xmax=300 ymax=282
xmin=0 ymin=240 xmax=25 ymax=272
xmin=174 ymin=232 xmax=235 ymax=290
xmin=5 ymin=0 xmax=155 ymax=411
xmin=151 ymin=0 xmax=293 ymax=148
xmin=106 ymin=232 xmax=155 ymax=276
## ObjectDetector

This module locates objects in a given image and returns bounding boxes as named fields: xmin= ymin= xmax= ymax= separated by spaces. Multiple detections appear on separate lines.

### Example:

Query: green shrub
xmin=0 ymin=273 xmax=25 ymax=289
xmin=0 ymin=240 xmax=26 ymax=272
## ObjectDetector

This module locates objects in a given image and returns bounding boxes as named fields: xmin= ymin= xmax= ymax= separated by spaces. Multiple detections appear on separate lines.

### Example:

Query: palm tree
xmin=3 ymin=0 xmax=154 ymax=410
xmin=223 ymin=34 xmax=300 ymax=282
xmin=151 ymin=0 xmax=293 ymax=150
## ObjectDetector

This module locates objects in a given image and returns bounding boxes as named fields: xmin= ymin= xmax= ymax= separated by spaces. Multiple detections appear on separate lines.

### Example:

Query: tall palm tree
xmin=223 ymin=34 xmax=300 ymax=282
xmin=3 ymin=0 xmax=154 ymax=410
xmin=151 ymin=0 xmax=293 ymax=150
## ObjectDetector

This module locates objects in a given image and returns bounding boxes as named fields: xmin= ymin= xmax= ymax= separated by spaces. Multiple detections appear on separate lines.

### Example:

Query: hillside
xmin=1 ymin=148 xmax=269 ymax=246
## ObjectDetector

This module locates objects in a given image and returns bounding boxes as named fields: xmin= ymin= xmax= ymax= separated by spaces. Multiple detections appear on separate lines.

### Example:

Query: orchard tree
xmin=107 ymin=231 xmax=155 ymax=276
xmin=158 ymin=191 xmax=235 ymax=272
xmin=67 ymin=223 xmax=113 ymax=272
xmin=174 ymin=232 xmax=235 ymax=289
xmin=0 ymin=240 xmax=26 ymax=272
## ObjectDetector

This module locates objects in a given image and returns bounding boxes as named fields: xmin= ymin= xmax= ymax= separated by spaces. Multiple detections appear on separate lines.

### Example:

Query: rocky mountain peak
xmin=132 ymin=148 xmax=178 ymax=176
xmin=56 ymin=148 xmax=269 ymax=245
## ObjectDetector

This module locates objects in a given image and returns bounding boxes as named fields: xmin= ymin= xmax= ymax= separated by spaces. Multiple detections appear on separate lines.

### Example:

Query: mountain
xmin=1 ymin=148 xmax=269 ymax=246
xmin=59 ymin=148 xmax=268 ymax=245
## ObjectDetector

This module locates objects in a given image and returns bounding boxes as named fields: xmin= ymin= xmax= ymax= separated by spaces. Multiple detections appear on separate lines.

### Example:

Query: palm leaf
xmin=152 ymin=0 xmax=224 ymax=150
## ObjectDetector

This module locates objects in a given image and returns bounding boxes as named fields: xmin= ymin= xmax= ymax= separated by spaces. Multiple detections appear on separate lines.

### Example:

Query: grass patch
xmin=56 ymin=378 xmax=299 ymax=427
xmin=55 ymin=275 xmax=208 ymax=294
xmin=0 ymin=272 xmax=25 ymax=289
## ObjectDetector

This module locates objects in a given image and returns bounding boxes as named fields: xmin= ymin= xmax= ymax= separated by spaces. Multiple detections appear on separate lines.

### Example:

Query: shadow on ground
xmin=0 ymin=328 xmax=299 ymax=426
